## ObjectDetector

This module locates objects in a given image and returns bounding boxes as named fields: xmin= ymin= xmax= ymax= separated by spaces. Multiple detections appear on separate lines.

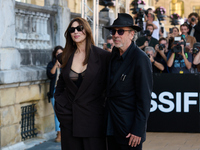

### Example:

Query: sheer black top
xmin=69 ymin=69 xmax=86 ymax=88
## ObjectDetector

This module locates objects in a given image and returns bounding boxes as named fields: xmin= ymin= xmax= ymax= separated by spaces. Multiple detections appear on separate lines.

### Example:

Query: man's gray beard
xmin=115 ymin=44 xmax=123 ymax=48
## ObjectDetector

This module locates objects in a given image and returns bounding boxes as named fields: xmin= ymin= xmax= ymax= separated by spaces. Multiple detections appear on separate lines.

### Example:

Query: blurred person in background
xmin=167 ymin=40 xmax=192 ymax=73
xmin=193 ymin=43 xmax=200 ymax=65
xmin=136 ymin=24 xmax=159 ymax=51
xmin=191 ymin=42 xmax=200 ymax=73
xmin=103 ymin=35 xmax=114 ymax=52
xmin=145 ymin=13 xmax=160 ymax=40
xmin=155 ymin=38 xmax=170 ymax=73
xmin=46 ymin=46 xmax=63 ymax=142
xmin=146 ymin=8 xmax=154 ymax=14
xmin=167 ymin=27 xmax=180 ymax=50
xmin=145 ymin=46 xmax=164 ymax=73
xmin=188 ymin=12 xmax=200 ymax=42
xmin=180 ymin=23 xmax=196 ymax=53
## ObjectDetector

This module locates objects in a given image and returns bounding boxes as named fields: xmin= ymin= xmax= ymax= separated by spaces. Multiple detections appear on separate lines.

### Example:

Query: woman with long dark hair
xmin=167 ymin=27 xmax=180 ymax=49
xmin=54 ymin=17 xmax=111 ymax=150
xmin=46 ymin=45 xmax=63 ymax=142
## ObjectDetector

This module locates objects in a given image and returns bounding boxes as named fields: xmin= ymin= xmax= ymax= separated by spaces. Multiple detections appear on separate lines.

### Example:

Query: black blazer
xmin=106 ymin=42 xmax=153 ymax=144
xmin=189 ymin=21 xmax=200 ymax=42
xmin=54 ymin=45 xmax=111 ymax=137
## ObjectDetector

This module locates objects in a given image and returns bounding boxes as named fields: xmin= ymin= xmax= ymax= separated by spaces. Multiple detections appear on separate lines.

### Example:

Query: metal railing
xmin=21 ymin=104 xmax=37 ymax=140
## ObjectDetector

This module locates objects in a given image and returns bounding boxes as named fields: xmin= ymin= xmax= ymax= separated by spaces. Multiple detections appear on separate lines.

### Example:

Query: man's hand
xmin=155 ymin=44 xmax=164 ymax=53
xmin=126 ymin=133 xmax=141 ymax=147
xmin=168 ymin=33 xmax=173 ymax=38
xmin=144 ymin=14 xmax=148 ymax=22
xmin=144 ymin=41 xmax=149 ymax=47
xmin=103 ymin=43 xmax=107 ymax=50
xmin=149 ymin=55 xmax=154 ymax=63
xmin=155 ymin=44 xmax=159 ymax=52
xmin=191 ymin=18 xmax=198 ymax=26
xmin=180 ymin=44 xmax=185 ymax=57
xmin=103 ymin=43 xmax=112 ymax=52
xmin=146 ymin=20 xmax=152 ymax=24
xmin=193 ymin=51 xmax=200 ymax=65
xmin=185 ymin=45 xmax=193 ymax=53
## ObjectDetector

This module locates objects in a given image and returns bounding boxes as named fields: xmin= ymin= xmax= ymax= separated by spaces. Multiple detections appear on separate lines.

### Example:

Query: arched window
xmin=170 ymin=0 xmax=184 ymax=17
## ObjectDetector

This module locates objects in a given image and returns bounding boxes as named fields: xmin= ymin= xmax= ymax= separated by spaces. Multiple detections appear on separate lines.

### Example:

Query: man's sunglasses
xmin=110 ymin=29 xmax=132 ymax=36
xmin=68 ymin=25 xmax=84 ymax=33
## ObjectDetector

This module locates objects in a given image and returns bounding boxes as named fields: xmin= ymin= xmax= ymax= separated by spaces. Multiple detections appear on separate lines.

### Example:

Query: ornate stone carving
xmin=15 ymin=9 xmax=51 ymax=49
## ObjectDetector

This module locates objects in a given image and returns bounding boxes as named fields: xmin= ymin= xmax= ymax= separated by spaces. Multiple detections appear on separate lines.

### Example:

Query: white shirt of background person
xmin=143 ymin=21 xmax=160 ymax=40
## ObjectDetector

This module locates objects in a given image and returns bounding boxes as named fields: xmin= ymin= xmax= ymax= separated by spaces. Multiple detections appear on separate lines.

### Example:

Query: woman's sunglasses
xmin=68 ymin=25 xmax=84 ymax=33
xmin=110 ymin=29 xmax=132 ymax=36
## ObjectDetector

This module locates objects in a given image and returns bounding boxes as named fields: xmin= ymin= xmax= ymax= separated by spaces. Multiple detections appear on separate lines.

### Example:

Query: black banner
xmin=147 ymin=74 xmax=200 ymax=132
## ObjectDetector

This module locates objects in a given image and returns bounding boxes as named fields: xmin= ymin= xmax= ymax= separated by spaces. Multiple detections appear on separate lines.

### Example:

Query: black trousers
xmin=60 ymin=126 xmax=106 ymax=150
xmin=107 ymin=136 xmax=143 ymax=150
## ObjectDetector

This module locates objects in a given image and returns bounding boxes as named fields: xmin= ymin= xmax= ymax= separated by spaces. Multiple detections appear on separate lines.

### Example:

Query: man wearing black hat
xmin=104 ymin=13 xmax=153 ymax=150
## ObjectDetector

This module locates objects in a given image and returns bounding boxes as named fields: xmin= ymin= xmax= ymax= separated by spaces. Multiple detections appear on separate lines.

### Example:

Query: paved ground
xmin=26 ymin=139 xmax=61 ymax=150
xmin=143 ymin=132 xmax=200 ymax=150
xmin=26 ymin=132 xmax=200 ymax=150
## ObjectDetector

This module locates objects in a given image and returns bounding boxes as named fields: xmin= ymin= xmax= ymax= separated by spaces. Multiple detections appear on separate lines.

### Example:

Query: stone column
xmin=99 ymin=9 xmax=115 ymax=43
xmin=57 ymin=0 xmax=70 ymax=47
xmin=98 ymin=23 xmax=105 ymax=48
xmin=0 ymin=0 xmax=20 ymax=71
xmin=19 ymin=9 xmax=25 ymax=33
xmin=32 ymin=12 xmax=37 ymax=32
xmin=0 ymin=0 xmax=21 ymax=148
xmin=36 ymin=12 xmax=41 ymax=35
xmin=45 ymin=0 xmax=70 ymax=47
xmin=44 ymin=0 xmax=58 ymax=6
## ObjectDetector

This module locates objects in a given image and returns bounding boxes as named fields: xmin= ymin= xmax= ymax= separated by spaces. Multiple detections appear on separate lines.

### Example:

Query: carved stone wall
xmin=15 ymin=10 xmax=51 ymax=49
xmin=0 ymin=0 xmax=69 ymax=149
xmin=0 ymin=0 xmax=110 ymax=149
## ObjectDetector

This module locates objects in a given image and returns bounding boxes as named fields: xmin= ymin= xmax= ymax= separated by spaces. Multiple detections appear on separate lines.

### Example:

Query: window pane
xmin=193 ymin=6 xmax=200 ymax=15
xmin=170 ymin=0 xmax=184 ymax=17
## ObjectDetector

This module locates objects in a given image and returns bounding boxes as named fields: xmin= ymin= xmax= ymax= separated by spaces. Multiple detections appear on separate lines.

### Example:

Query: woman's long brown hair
xmin=62 ymin=17 xmax=95 ymax=68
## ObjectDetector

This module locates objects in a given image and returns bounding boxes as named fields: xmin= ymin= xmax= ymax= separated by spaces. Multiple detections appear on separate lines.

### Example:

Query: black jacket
xmin=136 ymin=36 xmax=159 ymax=51
xmin=106 ymin=42 xmax=153 ymax=144
xmin=46 ymin=59 xmax=57 ymax=102
xmin=189 ymin=21 xmax=200 ymax=42
xmin=54 ymin=45 xmax=111 ymax=137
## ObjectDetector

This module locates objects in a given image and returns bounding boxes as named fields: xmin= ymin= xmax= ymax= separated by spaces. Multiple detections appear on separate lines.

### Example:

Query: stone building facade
xmin=0 ymin=0 xmax=110 ymax=149
xmin=1 ymin=0 xmax=200 ymax=149
xmin=151 ymin=0 xmax=200 ymax=31
xmin=0 ymin=0 xmax=70 ymax=149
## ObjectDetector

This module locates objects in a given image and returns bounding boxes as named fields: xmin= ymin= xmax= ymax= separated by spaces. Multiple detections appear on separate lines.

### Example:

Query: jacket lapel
xmin=108 ymin=43 xmax=136 ymax=89
xmin=74 ymin=45 xmax=99 ymax=100
xmin=107 ymin=49 xmax=116 ymax=94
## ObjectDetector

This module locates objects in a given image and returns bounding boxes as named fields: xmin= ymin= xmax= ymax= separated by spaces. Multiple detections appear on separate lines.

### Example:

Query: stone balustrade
xmin=15 ymin=8 xmax=51 ymax=49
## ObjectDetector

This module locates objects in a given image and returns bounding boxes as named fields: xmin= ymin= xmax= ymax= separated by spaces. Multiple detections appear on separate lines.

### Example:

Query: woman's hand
xmin=56 ymin=60 xmax=61 ymax=68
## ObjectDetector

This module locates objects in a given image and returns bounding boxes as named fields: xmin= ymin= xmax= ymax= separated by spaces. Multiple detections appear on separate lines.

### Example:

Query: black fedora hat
xmin=104 ymin=13 xmax=141 ymax=32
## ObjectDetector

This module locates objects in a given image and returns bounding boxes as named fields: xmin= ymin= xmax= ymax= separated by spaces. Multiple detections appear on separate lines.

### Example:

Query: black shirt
xmin=154 ymin=51 xmax=170 ymax=73
xmin=110 ymin=42 xmax=133 ymax=82
xmin=136 ymin=36 xmax=159 ymax=51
